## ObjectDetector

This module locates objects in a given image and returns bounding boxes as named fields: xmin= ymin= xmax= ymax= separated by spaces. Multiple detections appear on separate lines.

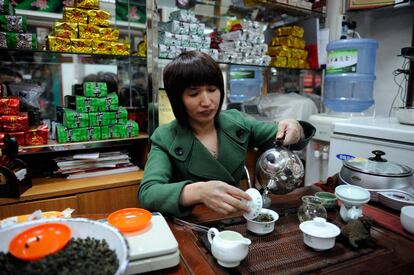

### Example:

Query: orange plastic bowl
xmin=9 ymin=223 xmax=71 ymax=261
xmin=108 ymin=208 xmax=152 ymax=233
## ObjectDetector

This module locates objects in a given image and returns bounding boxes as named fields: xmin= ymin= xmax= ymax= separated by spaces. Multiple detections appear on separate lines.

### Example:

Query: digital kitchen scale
xmin=124 ymin=212 xmax=180 ymax=274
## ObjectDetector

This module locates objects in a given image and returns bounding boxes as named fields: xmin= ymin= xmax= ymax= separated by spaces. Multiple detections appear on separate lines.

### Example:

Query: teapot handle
xmin=207 ymin=227 xmax=219 ymax=244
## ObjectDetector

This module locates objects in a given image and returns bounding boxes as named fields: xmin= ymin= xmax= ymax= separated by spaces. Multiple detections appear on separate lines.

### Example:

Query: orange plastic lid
xmin=9 ymin=223 xmax=71 ymax=261
xmin=108 ymin=208 xmax=152 ymax=233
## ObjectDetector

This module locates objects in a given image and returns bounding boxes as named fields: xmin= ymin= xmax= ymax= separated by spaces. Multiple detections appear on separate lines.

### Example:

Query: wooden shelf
xmin=0 ymin=170 xmax=143 ymax=206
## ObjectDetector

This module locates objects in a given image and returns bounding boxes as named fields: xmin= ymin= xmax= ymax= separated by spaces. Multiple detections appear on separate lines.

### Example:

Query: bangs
xmin=165 ymin=54 xmax=223 ymax=92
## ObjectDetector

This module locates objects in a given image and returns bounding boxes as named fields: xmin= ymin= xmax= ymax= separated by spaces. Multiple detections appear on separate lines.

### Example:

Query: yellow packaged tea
xmin=99 ymin=27 xmax=120 ymax=41
xmin=112 ymin=42 xmax=130 ymax=55
xmin=78 ymin=23 xmax=100 ymax=39
xmin=92 ymin=40 xmax=112 ymax=54
xmin=77 ymin=0 xmax=99 ymax=9
xmin=88 ymin=10 xmax=110 ymax=26
xmin=63 ymin=7 xmax=88 ymax=24
xmin=275 ymin=26 xmax=304 ymax=38
xmin=71 ymin=38 xmax=92 ymax=53
xmin=47 ymin=36 xmax=71 ymax=52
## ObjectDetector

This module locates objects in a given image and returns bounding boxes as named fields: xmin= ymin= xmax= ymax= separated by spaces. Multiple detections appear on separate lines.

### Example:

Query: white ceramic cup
xmin=400 ymin=206 xmax=414 ymax=234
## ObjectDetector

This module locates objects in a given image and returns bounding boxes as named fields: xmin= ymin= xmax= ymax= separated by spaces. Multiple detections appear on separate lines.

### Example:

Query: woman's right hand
xmin=199 ymin=180 xmax=252 ymax=215
xmin=180 ymin=180 xmax=252 ymax=215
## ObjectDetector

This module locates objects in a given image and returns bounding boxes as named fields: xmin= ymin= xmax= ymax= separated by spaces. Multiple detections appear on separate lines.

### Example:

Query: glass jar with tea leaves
xmin=297 ymin=195 xmax=327 ymax=223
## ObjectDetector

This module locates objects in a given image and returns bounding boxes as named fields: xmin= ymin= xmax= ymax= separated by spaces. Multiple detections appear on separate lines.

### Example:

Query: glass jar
xmin=297 ymin=195 xmax=327 ymax=223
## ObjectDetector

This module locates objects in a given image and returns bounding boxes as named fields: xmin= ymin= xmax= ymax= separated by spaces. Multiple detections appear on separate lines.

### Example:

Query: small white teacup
xmin=400 ymin=206 xmax=414 ymax=234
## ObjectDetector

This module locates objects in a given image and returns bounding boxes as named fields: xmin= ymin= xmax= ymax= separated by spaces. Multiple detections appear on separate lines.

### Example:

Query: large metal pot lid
xmin=343 ymin=150 xmax=413 ymax=177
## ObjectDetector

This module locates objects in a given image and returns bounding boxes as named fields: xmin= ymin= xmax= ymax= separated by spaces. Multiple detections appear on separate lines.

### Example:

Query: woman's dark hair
xmin=163 ymin=51 xmax=225 ymax=128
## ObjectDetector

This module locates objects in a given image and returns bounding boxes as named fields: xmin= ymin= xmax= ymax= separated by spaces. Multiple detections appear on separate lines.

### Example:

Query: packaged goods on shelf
xmin=200 ymin=48 xmax=219 ymax=60
xmin=65 ymin=95 xmax=100 ymax=113
xmin=0 ymin=0 xmax=14 ymax=15
xmin=217 ymin=19 xmax=270 ymax=66
xmin=275 ymin=25 xmax=304 ymax=38
xmin=0 ymin=96 xmax=19 ymax=115
xmin=122 ymin=120 xmax=139 ymax=138
xmin=169 ymin=9 xmax=198 ymax=23
xmin=268 ymin=25 xmax=310 ymax=69
xmin=53 ymin=21 xmax=78 ymax=39
xmin=83 ymin=82 xmax=108 ymax=98
xmin=0 ymin=15 xmax=26 ymax=32
xmin=110 ymin=107 xmax=128 ymax=125
xmin=0 ymin=112 xmax=28 ymax=132
xmin=99 ymin=27 xmax=120 ymax=42
xmin=78 ymin=23 xmax=100 ymax=39
xmin=92 ymin=40 xmax=112 ymax=54
xmin=159 ymin=44 xmax=181 ymax=59
xmin=87 ymin=9 xmax=110 ymax=26
xmin=24 ymin=124 xmax=49 ymax=145
xmin=99 ymin=93 xmax=119 ymax=112
xmin=63 ymin=7 xmax=88 ymax=24
xmin=89 ymin=112 xmax=111 ymax=127
xmin=137 ymin=33 xmax=146 ymax=57
xmin=56 ymin=125 xmax=101 ymax=143
xmin=47 ymin=36 xmax=72 ymax=52
xmin=71 ymin=38 xmax=92 ymax=53
xmin=77 ymin=0 xmax=99 ymax=9
xmin=160 ymin=20 xmax=190 ymax=35
xmin=271 ymin=35 xmax=306 ymax=49
xmin=0 ymin=32 xmax=36 ymax=49
xmin=101 ymin=125 xmax=124 ymax=139
xmin=62 ymin=108 xmax=89 ymax=128
xmin=111 ymin=41 xmax=130 ymax=55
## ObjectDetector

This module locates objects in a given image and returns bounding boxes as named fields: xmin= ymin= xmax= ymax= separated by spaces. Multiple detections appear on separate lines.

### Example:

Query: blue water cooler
xmin=323 ymin=39 xmax=379 ymax=113
xmin=228 ymin=65 xmax=262 ymax=103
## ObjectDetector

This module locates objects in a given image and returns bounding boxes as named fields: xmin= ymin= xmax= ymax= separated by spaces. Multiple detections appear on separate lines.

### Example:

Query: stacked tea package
xmin=57 ymin=82 xmax=139 ymax=143
xmin=216 ymin=19 xmax=270 ymax=66
xmin=158 ymin=9 xmax=218 ymax=60
xmin=0 ymin=0 xmax=37 ymax=49
xmin=268 ymin=25 xmax=309 ymax=69
xmin=46 ymin=0 xmax=129 ymax=55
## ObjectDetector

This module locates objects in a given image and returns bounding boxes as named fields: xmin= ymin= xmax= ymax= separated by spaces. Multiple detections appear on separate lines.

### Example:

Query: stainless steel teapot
xmin=254 ymin=139 xmax=304 ymax=196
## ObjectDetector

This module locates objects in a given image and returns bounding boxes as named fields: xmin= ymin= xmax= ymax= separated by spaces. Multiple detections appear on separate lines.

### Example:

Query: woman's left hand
xmin=276 ymin=119 xmax=305 ymax=146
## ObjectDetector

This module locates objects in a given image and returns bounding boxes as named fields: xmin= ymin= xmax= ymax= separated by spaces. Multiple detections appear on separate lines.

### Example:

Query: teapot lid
xmin=299 ymin=217 xmax=340 ymax=238
xmin=243 ymin=188 xmax=262 ymax=220
xmin=343 ymin=151 xmax=413 ymax=177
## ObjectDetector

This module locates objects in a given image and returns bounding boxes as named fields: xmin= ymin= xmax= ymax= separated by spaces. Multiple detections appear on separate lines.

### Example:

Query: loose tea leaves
xmin=0 ymin=237 xmax=119 ymax=275
xmin=253 ymin=213 xmax=274 ymax=222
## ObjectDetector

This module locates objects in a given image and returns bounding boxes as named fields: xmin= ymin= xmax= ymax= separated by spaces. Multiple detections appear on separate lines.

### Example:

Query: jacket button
xmin=175 ymin=147 xmax=184 ymax=156
xmin=236 ymin=129 xmax=245 ymax=137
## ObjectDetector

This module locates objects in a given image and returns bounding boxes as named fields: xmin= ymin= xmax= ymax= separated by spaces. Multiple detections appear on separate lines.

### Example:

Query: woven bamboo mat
xmin=197 ymin=215 xmax=387 ymax=275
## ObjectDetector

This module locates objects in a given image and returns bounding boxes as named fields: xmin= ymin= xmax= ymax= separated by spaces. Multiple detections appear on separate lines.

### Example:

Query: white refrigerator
xmin=327 ymin=117 xmax=414 ymax=177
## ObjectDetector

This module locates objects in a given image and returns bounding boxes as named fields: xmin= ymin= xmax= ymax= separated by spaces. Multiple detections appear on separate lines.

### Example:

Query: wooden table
xmin=88 ymin=186 xmax=414 ymax=275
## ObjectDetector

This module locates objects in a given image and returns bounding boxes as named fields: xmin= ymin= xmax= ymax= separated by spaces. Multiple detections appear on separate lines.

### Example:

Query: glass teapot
xmin=254 ymin=139 xmax=304 ymax=206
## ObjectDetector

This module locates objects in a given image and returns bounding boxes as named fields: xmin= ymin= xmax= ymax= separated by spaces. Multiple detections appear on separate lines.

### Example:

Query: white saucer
xmin=243 ymin=188 xmax=263 ymax=220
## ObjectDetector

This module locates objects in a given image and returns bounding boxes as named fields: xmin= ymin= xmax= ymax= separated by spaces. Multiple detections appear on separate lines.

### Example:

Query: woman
xmin=138 ymin=51 xmax=315 ymax=218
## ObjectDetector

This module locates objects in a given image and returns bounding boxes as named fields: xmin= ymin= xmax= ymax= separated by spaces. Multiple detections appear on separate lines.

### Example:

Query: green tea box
xmin=56 ymin=124 xmax=87 ymax=143
xmin=109 ymin=107 xmax=128 ymax=124
xmin=0 ymin=15 xmax=26 ymax=32
xmin=120 ymin=120 xmax=139 ymax=138
xmin=85 ymin=126 xmax=101 ymax=141
xmin=65 ymin=95 xmax=100 ymax=113
xmin=83 ymin=82 xmax=108 ymax=98
xmin=101 ymin=125 xmax=123 ymax=139
xmin=63 ymin=108 xmax=89 ymax=128
xmin=98 ymin=92 xmax=118 ymax=112
xmin=89 ymin=111 xmax=111 ymax=127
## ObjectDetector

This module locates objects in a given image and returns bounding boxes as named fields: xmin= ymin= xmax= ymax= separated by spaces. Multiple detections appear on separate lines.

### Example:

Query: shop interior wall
xmin=348 ymin=9 xmax=413 ymax=117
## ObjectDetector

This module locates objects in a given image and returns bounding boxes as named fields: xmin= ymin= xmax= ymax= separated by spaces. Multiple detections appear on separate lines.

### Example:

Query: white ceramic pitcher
xmin=207 ymin=227 xmax=251 ymax=268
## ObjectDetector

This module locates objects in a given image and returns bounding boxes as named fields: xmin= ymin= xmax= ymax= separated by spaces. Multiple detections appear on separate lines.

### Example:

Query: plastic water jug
xmin=324 ymin=39 xmax=378 ymax=113
xmin=228 ymin=65 xmax=262 ymax=103
xmin=326 ymin=39 xmax=378 ymax=75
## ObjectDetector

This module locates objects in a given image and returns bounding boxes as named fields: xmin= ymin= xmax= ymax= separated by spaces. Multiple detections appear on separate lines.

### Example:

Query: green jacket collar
xmin=167 ymin=112 xmax=249 ymax=183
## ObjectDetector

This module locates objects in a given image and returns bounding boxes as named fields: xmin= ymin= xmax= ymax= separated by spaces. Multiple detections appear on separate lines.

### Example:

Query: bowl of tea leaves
xmin=245 ymin=208 xmax=279 ymax=235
